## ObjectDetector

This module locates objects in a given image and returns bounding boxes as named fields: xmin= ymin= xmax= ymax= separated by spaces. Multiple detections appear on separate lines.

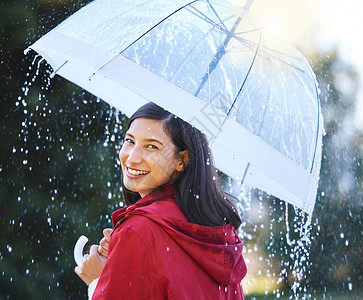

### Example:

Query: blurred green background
xmin=0 ymin=0 xmax=362 ymax=299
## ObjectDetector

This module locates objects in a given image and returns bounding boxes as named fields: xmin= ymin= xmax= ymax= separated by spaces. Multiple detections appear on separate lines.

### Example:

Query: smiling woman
xmin=75 ymin=102 xmax=247 ymax=299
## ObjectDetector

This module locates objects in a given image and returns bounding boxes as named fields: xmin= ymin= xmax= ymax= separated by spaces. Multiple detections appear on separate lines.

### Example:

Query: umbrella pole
xmin=243 ymin=0 xmax=254 ymax=11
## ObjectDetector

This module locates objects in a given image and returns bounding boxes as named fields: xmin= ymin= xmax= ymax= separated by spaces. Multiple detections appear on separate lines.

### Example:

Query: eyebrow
xmin=125 ymin=133 xmax=164 ymax=146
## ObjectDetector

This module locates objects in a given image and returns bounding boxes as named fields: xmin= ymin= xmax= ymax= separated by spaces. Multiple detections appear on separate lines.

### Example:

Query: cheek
xmin=150 ymin=154 xmax=177 ymax=174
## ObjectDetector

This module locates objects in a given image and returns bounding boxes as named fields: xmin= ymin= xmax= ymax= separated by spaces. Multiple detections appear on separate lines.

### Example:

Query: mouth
xmin=125 ymin=167 xmax=150 ymax=178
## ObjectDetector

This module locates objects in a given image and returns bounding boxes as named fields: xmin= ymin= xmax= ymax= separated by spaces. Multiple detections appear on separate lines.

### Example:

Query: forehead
xmin=127 ymin=118 xmax=170 ymax=141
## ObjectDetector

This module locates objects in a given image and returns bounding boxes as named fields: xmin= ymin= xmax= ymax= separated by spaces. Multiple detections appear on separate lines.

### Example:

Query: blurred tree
xmin=305 ymin=50 xmax=363 ymax=294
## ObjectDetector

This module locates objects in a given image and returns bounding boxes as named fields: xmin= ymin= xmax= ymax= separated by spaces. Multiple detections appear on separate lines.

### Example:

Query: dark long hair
xmin=121 ymin=102 xmax=241 ymax=229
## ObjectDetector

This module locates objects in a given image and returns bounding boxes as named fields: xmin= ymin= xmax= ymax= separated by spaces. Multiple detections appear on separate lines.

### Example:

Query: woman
xmin=75 ymin=102 xmax=247 ymax=299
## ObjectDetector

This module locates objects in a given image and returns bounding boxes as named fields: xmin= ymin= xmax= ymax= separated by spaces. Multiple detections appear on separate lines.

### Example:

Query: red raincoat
xmin=92 ymin=184 xmax=247 ymax=299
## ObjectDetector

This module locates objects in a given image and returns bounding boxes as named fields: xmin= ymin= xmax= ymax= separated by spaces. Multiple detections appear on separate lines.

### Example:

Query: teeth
xmin=127 ymin=168 xmax=149 ymax=176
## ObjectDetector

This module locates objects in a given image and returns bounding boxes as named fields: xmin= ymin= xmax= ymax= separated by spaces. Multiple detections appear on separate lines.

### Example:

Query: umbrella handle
xmin=74 ymin=235 xmax=88 ymax=266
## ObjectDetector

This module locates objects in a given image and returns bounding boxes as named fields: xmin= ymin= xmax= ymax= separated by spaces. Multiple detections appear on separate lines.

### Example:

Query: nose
xmin=120 ymin=144 xmax=143 ymax=165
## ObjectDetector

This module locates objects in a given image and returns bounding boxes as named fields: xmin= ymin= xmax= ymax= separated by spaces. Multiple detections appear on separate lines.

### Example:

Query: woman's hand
xmin=74 ymin=228 xmax=112 ymax=285
xmin=98 ymin=228 xmax=112 ymax=258
xmin=75 ymin=245 xmax=106 ymax=285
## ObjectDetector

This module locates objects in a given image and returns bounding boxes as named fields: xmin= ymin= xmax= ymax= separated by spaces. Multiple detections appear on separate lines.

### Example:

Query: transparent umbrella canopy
xmin=28 ymin=0 xmax=323 ymax=214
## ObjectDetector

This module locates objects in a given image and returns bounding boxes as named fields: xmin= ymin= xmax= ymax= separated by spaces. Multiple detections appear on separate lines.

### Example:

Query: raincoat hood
xmin=111 ymin=184 xmax=247 ymax=285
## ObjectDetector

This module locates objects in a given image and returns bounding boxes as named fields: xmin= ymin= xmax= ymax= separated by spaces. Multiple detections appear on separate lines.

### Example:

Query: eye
xmin=125 ymin=138 xmax=134 ymax=144
xmin=146 ymin=144 xmax=158 ymax=150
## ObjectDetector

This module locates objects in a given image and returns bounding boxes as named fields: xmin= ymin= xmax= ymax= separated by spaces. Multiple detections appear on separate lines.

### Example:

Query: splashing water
xmin=228 ymin=178 xmax=316 ymax=299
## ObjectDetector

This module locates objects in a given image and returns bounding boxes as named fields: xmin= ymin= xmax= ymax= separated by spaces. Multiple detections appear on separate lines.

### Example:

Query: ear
xmin=176 ymin=150 xmax=189 ymax=172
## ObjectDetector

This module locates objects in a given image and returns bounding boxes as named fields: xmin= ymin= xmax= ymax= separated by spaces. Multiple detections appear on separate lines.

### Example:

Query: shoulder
xmin=111 ymin=212 xmax=165 ymax=249
xmin=113 ymin=214 xmax=157 ymax=240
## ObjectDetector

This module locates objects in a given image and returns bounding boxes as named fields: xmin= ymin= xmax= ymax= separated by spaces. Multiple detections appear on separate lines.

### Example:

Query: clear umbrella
xmin=27 ymin=0 xmax=323 ymax=214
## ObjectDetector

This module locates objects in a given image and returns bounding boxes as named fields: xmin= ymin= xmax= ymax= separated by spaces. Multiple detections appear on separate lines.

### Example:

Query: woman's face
xmin=119 ymin=118 xmax=183 ymax=198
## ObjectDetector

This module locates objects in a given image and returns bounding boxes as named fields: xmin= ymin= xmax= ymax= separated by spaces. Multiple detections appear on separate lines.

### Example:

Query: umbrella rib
xmin=94 ymin=1 xmax=200 ymax=75
xmin=206 ymin=0 xmax=229 ymax=32
xmin=185 ymin=6 xmax=228 ymax=34
xmin=49 ymin=60 xmax=68 ymax=78
xmin=240 ymin=162 xmax=250 ymax=186
xmin=119 ymin=0 xmax=199 ymax=55
xmin=259 ymin=49 xmax=307 ymax=73
xmin=225 ymin=31 xmax=261 ymax=117
xmin=233 ymin=35 xmax=308 ymax=74
xmin=212 ymin=30 xmax=262 ymax=150
xmin=194 ymin=15 xmax=243 ymax=97
xmin=308 ymin=67 xmax=321 ymax=174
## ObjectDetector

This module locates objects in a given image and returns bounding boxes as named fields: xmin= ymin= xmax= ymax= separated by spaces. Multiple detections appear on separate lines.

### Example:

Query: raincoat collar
xmin=111 ymin=184 xmax=175 ymax=230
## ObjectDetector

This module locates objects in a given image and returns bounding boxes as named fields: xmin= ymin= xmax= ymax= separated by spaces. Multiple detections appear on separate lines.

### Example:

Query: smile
xmin=126 ymin=167 xmax=149 ymax=176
